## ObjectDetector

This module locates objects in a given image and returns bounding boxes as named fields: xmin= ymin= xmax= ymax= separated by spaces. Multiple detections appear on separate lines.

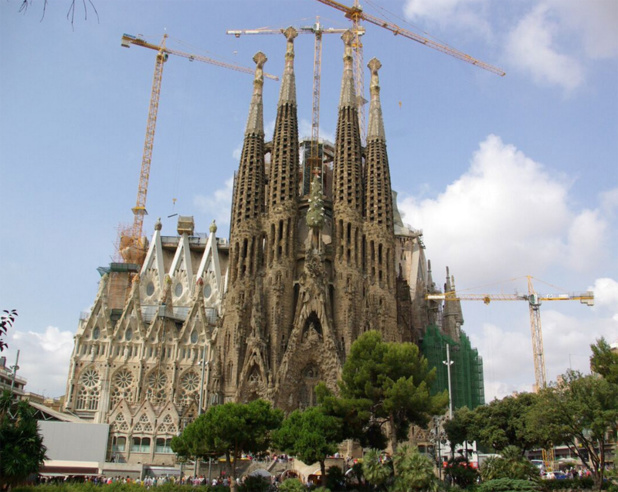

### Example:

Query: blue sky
xmin=1 ymin=0 xmax=616 ymax=401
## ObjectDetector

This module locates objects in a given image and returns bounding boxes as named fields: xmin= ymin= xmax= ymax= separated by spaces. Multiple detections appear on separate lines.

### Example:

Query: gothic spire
xmin=268 ymin=28 xmax=299 ymax=209
xmin=364 ymin=57 xmax=393 ymax=232
xmin=245 ymin=52 xmax=267 ymax=136
xmin=333 ymin=30 xmax=363 ymax=214
xmin=231 ymin=52 xmax=267 ymax=234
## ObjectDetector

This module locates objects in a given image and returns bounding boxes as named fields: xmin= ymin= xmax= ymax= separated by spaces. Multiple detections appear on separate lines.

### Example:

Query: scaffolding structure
xmin=421 ymin=325 xmax=485 ymax=411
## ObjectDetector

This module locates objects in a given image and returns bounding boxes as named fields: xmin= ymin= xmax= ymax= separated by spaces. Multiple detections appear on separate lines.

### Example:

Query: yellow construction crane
xmin=118 ymin=33 xmax=279 ymax=265
xmin=427 ymin=276 xmax=594 ymax=391
xmin=427 ymin=276 xmax=594 ymax=470
xmin=315 ymin=0 xmax=505 ymax=139
xmin=227 ymin=18 xmax=360 ymax=176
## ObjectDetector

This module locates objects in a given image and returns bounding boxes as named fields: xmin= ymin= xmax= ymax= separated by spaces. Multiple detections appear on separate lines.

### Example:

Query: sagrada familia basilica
xmin=63 ymin=28 xmax=481 ymax=466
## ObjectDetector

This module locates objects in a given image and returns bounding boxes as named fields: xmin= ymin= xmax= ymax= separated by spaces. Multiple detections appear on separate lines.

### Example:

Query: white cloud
xmin=469 ymin=304 xmax=616 ymax=401
xmin=469 ymin=321 xmax=534 ymax=400
xmin=547 ymin=0 xmax=618 ymax=59
xmin=193 ymin=177 xmax=234 ymax=229
xmin=403 ymin=0 xmax=491 ymax=37
xmin=590 ymin=277 xmax=618 ymax=314
xmin=9 ymin=326 xmax=74 ymax=398
xmin=398 ymin=134 xmax=590 ymax=286
xmin=566 ymin=209 xmax=608 ymax=271
xmin=505 ymin=4 xmax=584 ymax=92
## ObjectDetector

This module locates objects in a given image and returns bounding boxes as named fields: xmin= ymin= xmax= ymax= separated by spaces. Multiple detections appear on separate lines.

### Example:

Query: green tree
xmin=529 ymin=369 xmax=618 ymax=490
xmin=391 ymin=445 xmax=440 ymax=492
xmin=443 ymin=406 xmax=474 ymax=449
xmin=361 ymin=448 xmax=392 ymax=491
xmin=0 ymin=390 xmax=48 ymax=488
xmin=273 ymin=405 xmax=342 ymax=480
xmin=171 ymin=399 xmax=282 ymax=490
xmin=590 ymin=337 xmax=618 ymax=384
xmin=338 ymin=331 xmax=448 ymax=451
xmin=451 ymin=392 xmax=542 ymax=453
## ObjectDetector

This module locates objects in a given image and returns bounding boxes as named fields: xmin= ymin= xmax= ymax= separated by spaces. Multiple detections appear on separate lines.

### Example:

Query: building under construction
xmin=63 ymin=28 xmax=484 ymax=466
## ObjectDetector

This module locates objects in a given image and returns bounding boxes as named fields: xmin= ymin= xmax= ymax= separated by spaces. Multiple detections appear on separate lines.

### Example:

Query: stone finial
xmin=283 ymin=27 xmax=298 ymax=56
xmin=209 ymin=220 xmax=217 ymax=233
xmin=253 ymin=52 xmax=267 ymax=86
xmin=155 ymin=218 xmax=162 ymax=231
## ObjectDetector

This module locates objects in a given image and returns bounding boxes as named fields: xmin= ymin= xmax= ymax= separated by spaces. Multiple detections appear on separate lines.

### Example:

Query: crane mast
xmin=227 ymin=19 xmax=350 ymax=177
xmin=126 ymin=34 xmax=167 ymax=261
xmin=118 ymin=33 xmax=278 ymax=265
xmin=315 ymin=0 xmax=505 ymax=139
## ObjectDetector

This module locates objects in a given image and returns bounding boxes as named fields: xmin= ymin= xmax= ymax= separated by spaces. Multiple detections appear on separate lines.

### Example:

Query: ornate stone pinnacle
xmin=341 ymin=29 xmax=354 ymax=46
xmin=342 ymin=30 xmax=354 ymax=62
xmin=368 ymin=58 xmax=381 ymax=94
xmin=284 ymin=26 xmax=298 ymax=51
xmin=253 ymin=51 xmax=267 ymax=86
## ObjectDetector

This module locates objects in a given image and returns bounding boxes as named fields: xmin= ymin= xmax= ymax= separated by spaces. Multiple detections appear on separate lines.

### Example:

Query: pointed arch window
xmin=146 ymin=371 xmax=168 ymax=405
xmin=76 ymin=368 xmax=101 ymax=410
xmin=178 ymin=371 xmax=200 ymax=407
xmin=110 ymin=368 xmax=134 ymax=408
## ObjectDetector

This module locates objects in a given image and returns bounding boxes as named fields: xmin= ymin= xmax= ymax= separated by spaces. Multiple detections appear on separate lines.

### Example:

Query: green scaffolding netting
xmin=421 ymin=324 xmax=485 ymax=411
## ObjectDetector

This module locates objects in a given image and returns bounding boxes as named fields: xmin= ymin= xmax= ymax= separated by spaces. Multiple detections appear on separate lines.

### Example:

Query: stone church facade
xmin=63 ymin=29 xmax=467 ymax=466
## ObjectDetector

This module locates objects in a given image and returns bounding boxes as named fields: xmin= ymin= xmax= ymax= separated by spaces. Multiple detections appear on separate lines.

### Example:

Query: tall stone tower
xmin=63 ymin=26 xmax=483 ymax=467
xmin=210 ymin=30 xmax=405 ymax=412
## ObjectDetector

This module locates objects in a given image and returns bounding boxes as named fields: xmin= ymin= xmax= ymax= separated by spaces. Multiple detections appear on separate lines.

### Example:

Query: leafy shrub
xmin=278 ymin=478 xmax=306 ymax=492
xmin=477 ymin=477 xmax=541 ymax=491
xmin=239 ymin=475 xmax=271 ymax=491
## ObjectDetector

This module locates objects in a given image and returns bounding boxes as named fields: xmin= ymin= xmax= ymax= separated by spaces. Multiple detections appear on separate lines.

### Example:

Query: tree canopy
xmin=273 ymin=405 xmax=342 ymax=478
xmin=337 ymin=331 xmax=448 ymax=450
xmin=529 ymin=368 xmax=618 ymax=489
xmin=171 ymin=399 xmax=282 ymax=488
xmin=446 ymin=392 xmax=543 ymax=453
xmin=590 ymin=337 xmax=618 ymax=384
xmin=0 ymin=390 xmax=47 ymax=488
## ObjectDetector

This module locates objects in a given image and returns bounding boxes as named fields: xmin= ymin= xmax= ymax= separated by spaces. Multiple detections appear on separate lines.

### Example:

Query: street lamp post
xmin=9 ymin=350 xmax=20 ymax=397
xmin=443 ymin=343 xmax=454 ymax=419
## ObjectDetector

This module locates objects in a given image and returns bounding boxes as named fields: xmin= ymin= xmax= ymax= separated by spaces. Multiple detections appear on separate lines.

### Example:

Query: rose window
xmin=148 ymin=372 xmax=168 ymax=390
xmin=114 ymin=369 xmax=133 ymax=389
xmin=80 ymin=368 xmax=100 ymax=388
xmin=181 ymin=372 xmax=199 ymax=392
